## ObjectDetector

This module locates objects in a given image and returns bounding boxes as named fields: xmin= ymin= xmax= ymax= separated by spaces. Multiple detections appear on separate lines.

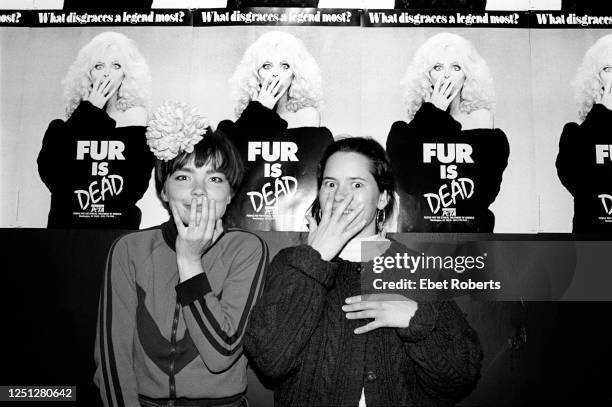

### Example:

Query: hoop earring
xmin=376 ymin=209 xmax=386 ymax=234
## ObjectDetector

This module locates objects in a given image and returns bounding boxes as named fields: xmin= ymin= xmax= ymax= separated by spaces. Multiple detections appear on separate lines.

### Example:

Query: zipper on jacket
xmin=169 ymin=301 xmax=181 ymax=398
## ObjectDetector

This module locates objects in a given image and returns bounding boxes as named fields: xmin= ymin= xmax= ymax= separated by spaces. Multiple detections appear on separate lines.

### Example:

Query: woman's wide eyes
xmin=323 ymin=181 xmax=362 ymax=189
xmin=433 ymin=64 xmax=461 ymax=72
xmin=262 ymin=62 xmax=290 ymax=70
xmin=603 ymin=66 xmax=612 ymax=73
xmin=210 ymin=176 xmax=224 ymax=183
xmin=175 ymin=174 xmax=188 ymax=181
xmin=94 ymin=62 xmax=121 ymax=70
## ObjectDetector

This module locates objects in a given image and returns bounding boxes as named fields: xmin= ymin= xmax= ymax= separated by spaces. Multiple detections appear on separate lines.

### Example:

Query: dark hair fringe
xmin=154 ymin=128 xmax=244 ymax=210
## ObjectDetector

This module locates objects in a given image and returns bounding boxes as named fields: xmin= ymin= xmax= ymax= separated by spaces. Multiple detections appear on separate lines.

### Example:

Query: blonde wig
xmin=230 ymin=31 xmax=322 ymax=117
xmin=401 ymin=33 xmax=494 ymax=121
xmin=62 ymin=31 xmax=152 ymax=118
xmin=573 ymin=34 xmax=612 ymax=121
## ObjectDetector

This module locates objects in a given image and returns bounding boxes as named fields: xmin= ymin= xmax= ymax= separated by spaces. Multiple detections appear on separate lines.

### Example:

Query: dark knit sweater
xmin=37 ymin=101 xmax=154 ymax=229
xmin=556 ymin=104 xmax=612 ymax=233
xmin=244 ymin=244 xmax=482 ymax=407
xmin=386 ymin=103 xmax=509 ymax=233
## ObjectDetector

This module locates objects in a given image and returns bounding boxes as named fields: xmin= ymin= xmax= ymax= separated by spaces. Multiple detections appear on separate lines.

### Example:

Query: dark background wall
xmin=2 ymin=228 xmax=611 ymax=406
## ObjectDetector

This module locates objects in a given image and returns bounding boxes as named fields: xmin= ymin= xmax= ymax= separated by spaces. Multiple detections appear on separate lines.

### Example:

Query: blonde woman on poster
xmin=218 ymin=31 xmax=334 ymax=232
xmin=556 ymin=34 xmax=612 ymax=233
xmin=245 ymin=137 xmax=482 ymax=406
xmin=386 ymin=32 xmax=509 ymax=232
xmin=37 ymin=32 xmax=154 ymax=229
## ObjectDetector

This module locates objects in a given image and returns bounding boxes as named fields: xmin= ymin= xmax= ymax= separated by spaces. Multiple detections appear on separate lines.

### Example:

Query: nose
xmin=334 ymin=184 xmax=350 ymax=202
xmin=191 ymin=182 xmax=207 ymax=198
xmin=442 ymin=66 xmax=450 ymax=78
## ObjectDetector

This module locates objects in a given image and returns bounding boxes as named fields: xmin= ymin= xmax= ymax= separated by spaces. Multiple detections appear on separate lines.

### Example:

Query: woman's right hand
xmin=85 ymin=77 xmax=115 ymax=109
xmin=253 ymin=75 xmax=287 ymax=110
xmin=171 ymin=197 xmax=224 ymax=282
xmin=427 ymin=76 xmax=460 ymax=112
xmin=305 ymin=191 xmax=366 ymax=261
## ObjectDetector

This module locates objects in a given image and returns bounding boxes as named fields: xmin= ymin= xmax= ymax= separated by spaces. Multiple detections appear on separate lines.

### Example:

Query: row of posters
xmin=1 ymin=8 xmax=611 ymax=233
xmin=2 ymin=7 xmax=612 ymax=407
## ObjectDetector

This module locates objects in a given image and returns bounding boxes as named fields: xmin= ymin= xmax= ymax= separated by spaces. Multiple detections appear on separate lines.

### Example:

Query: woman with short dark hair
xmin=94 ymin=102 xmax=267 ymax=406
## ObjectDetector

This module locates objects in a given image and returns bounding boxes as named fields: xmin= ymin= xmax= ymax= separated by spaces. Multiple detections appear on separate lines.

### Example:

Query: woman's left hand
xmin=343 ymin=294 xmax=418 ymax=334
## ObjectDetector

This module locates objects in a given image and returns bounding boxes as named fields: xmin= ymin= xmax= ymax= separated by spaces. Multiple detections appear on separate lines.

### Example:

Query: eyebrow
xmin=176 ymin=167 xmax=223 ymax=175
xmin=323 ymin=176 xmax=368 ymax=182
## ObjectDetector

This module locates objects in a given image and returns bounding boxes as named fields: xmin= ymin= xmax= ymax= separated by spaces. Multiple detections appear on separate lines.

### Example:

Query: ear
xmin=377 ymin=190 xmax=389 ymax=211
xmin=161 ymin=186 xmax=169 ymax=203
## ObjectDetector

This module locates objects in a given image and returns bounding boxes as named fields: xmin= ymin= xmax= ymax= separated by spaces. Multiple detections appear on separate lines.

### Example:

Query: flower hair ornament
xmin=146 ymin=101 xmax=210 ymax=161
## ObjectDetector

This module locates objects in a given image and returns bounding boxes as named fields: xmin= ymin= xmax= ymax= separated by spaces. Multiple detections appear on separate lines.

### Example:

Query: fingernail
xmin=345 ymin=298 xmax=351 ymax=304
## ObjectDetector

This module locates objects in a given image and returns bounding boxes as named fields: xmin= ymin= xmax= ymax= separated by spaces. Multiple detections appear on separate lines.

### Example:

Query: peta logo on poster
xmin=442 ymin=208 xmax=456 ymax=217
xmin=73 ymin=140 xmax=125 ymax=211
xmin=595 ymin=145 xmax=612 ymax=164
xmin=246 ymin=141 xmax=299 ymax=212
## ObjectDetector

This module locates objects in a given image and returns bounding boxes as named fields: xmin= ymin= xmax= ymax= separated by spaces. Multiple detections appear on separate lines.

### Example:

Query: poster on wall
xmin=361 ymin=10 xmax=535 ymax=233
xmin=193 ymin=8 xmax=359 ymax=231
xmin=1 ymin=11 xmax=195 ymax=229
xmin=531 ymin=11 xmax=612 ymax=233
